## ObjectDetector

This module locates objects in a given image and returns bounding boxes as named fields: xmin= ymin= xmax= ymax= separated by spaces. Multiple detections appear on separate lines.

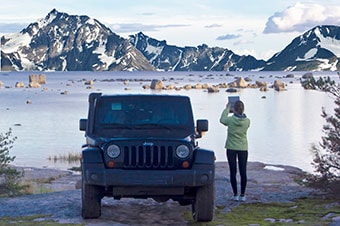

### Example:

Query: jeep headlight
xmin=176 ymin=145 xmax=190 ymax=159
xmin=106 ymin=144 xmax=121 ymax=158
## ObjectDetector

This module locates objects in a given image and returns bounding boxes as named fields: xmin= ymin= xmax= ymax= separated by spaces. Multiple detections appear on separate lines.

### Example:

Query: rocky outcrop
xmin=15 ymin=82 xmax=25 ymax=88
xmin=236 ymin=77 xmax=247 ymax=88
xmin=273 ymin=80 xmax=286 ymax=91
xmin=84 ymin=80 xmax=94 ymax=85
xmin=29 ymin=74 xmax=46 ymax=84
xmin=150 ymin=79 xmax=163 ymax=90
xmin=29 ymin=82 xmax=41 ymax=88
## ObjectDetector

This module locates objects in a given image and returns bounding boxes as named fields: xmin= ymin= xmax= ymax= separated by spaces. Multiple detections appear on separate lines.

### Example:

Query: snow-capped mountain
xmin=264 ymin=25 xmax=340 ymax=71
xmin=0 ymin=9 xmax=155 ymax=71
xmin=128 ymin=32 xmax=266 ymax=71
xmin=1 ymin=9 xmax=339 ymax=72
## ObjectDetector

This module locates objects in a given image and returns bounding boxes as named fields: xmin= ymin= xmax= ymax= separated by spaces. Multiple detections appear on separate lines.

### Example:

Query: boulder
xmin=84 ymin=80 xmax=94 ymax=85
xmin=228 ymin=81 xmax=237 ymax=88
xmin=193 ymin=83 xmax=203 ymax=89
xmin=218 ymin=83 xmax=229 ymax=88
xmin=164 ymin=85 xmax=176 ymax=90
xmin=226 ymin=88 xmax=238 ymax=93
xmin=260 ymin=87 xmax=269 ymax=92
xmin=15 ymin=82 xmax=25 ymax=88
xmin=202 ymin=84 xmax=211 ymax=89
xmin=302 ymin=72 xmax=313 ymax=79
xmin=236 ymin=77 xmax=247 ymax=88
xmin=256 ymin=81 xmax=267 ymax=87
xmin=273 ymin=80 xmax=286 ymax=91
xmin=248 ymin=83 xmax=258 ymax=88
xmin=150 ymin=79 xmax=163 ymax=90
xmin=29 ymin=82 xmax=41 ymax=88
xmin=207 ymin=86 xmax=219 ymax=93
xmin=142 ymin=84 xmax=151 ymax=89
xmin=29 ymin=74 xmax=46 ymax=84
xmin=183 ymin=84 xmax=192 ymax=90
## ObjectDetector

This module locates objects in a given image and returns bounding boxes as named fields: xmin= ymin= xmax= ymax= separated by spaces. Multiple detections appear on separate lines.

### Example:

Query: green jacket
xmin=219 ymin=107 xmax=250 ymax=151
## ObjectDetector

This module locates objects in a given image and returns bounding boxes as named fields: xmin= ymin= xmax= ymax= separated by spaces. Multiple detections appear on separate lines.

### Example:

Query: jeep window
xmin=93 ymin=96 xmax=195 ymax=138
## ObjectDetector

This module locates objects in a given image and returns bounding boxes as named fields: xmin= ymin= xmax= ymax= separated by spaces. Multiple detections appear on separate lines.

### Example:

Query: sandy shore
xmin=0 ymin=161 xmax=323 ymax=225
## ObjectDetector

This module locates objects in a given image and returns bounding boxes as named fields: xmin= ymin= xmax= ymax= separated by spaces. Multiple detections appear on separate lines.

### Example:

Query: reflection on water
xmin=0 ymin=71 xmax=337 ymax=172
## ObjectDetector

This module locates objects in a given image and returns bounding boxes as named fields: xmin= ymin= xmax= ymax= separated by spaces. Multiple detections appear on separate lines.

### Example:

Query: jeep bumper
xmin=83 ymin=164 xmax=214 ymax=187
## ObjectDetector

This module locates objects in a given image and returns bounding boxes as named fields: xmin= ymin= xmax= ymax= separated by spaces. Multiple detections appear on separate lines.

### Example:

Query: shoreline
xmin=14 ymin=161 xmax=309 ymax=193
xmin=0 ymin=161 xmax=326 ymax=225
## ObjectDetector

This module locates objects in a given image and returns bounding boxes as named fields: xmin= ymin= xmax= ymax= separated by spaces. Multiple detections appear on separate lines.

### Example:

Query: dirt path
xmin=0 ymin=162 xmax=317 ymax=225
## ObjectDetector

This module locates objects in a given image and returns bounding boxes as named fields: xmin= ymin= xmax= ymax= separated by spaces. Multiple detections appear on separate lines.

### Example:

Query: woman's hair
xmin=234 ymin=100 xmax=244 ymax=115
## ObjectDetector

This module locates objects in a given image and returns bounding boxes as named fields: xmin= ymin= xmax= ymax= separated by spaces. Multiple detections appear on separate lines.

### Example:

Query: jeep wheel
xmin=81 ymin=179 xmax=102 ymax=219
xmin=192 ymin=182 xmax=215 ymax=222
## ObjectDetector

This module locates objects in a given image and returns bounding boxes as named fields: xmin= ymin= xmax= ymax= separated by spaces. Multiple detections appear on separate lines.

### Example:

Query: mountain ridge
xmin=128 ymin=32 xmax=266 ymax=71
xmin=1 ymin=9 xmax=155 ymax=71
xmin=1 ymin=9 xmax=339 ymax=71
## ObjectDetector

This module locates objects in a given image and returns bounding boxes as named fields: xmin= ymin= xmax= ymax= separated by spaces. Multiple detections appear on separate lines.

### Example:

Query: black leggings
xmin=227 ymin=149 xmax=248 ymax=196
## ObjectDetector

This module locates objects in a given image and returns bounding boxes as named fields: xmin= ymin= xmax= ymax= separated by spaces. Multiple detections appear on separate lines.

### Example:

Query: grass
xmin=0 ymin=195 xmax=339 ymax=225
xmin=185 ymin=197 xmax=340 ymax=225
xmin=48 ymin=152 xmax=81 ymax=163
xmin=0 ymin=215 xmax=83 ymax=225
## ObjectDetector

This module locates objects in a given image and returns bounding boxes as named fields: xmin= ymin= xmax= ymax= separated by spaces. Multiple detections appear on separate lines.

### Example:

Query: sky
xmin=0 ymin=0 xmax=340 ymax=60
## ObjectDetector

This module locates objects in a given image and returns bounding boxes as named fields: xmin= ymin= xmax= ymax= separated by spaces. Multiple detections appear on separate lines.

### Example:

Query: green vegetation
xmin=0 ymin=128 xmax=25 ymax=196
xmin=185 ymin=198 xmax=340 ymax=225
xmin=300 ymin=75 xmax=336 ymax=91
xmin=48 ymin=152 xmax=81 ymax=163
xmin=301 ymin=74 xmax=340 ymax=196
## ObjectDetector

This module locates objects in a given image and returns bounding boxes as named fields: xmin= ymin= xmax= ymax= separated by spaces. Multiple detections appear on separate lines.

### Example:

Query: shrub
xmin=304 ymin=75 xmax=340 ymax=195
xmin=300 ymin=76 xmax=336 ymax=91
xmin=0 ymin=128 xmax=24 ymax=196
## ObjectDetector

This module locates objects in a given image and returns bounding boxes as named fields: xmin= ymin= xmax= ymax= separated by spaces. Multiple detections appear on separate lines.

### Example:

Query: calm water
xmin=0 ymin=71 xmax=338 ymax=172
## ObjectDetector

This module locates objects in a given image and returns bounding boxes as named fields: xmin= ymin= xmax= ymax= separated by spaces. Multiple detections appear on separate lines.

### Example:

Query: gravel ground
xmin=0 ymin=162 xmax=325 ymax=225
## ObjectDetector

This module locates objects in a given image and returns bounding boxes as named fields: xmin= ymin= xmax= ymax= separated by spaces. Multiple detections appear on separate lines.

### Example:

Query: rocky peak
xmin=264 ymin=25 xmax=340 ymax=71
xmin=1 ymin=10 xmax=154 ymax=71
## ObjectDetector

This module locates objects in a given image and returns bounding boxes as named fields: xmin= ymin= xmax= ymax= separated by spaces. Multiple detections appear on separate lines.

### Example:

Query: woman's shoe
xmin=231 ymin=195 xmax=239 ymax=201
xmin=239 ymin=195 xmax=246 ymax=202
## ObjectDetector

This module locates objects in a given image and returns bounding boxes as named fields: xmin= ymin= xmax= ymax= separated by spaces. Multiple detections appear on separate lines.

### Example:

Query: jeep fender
xmin=82 ymin=148 xmax=103 ymax=164
xmin=193 ymin=149 xmax=215 ymax=165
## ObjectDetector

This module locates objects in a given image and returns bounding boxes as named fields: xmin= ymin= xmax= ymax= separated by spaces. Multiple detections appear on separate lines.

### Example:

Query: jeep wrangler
xmin=79 ymin=93 xmax=215 ymax=222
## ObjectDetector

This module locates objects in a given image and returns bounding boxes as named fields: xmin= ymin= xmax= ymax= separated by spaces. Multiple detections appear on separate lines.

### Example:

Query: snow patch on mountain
xmin=145 ymin=45 xmax=163 ymax=62
xmin=297 ymin=48 xmax=317 ymax=61
xmin=2 ymin=33 xmax=30 ymax=53
xmin=315 ymin=30 xmax=340 ymax=56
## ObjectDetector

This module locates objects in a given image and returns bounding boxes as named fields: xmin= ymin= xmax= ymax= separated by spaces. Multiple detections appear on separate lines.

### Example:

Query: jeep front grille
xmin=123 ymin=145 xmax=174 ymax=169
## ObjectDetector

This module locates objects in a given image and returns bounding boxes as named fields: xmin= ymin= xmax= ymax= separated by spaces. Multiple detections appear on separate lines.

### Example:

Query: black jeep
xmin=79 ymin=93 xmax=215 ymax=221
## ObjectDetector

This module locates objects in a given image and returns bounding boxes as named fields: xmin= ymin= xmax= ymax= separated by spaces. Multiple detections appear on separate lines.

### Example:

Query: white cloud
xmin=216 ymin=34 xmax=241 ymax=40
xmin=264 ymin=2 xmax=340 ymax=33
xmin=205 ymin=24 xmax=222 ymax=28
xmin=109 ymin=23 xmax=190 ymax=33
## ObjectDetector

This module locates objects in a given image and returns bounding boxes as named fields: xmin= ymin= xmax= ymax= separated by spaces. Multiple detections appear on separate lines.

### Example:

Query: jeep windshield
xmin=93 ymin=95 xmax=195 ymax=138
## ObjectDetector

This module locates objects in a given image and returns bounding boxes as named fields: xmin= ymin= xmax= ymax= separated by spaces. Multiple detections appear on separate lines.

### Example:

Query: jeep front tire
xmin=81 ymin=179 xmax=102 ymax=219
xmin=192 ymin=182 xmax=215 ymax=221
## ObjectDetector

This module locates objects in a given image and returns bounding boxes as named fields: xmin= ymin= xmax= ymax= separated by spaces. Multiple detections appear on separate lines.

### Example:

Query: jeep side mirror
xmin=79 ymin=119 xmax=87 ymax=131
xmin=196 ymin=119 xmax=208 ymax=138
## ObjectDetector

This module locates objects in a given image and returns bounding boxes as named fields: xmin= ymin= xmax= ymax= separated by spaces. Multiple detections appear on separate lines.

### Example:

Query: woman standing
xmin=219 ymin=100 xmax=250 ymax=201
